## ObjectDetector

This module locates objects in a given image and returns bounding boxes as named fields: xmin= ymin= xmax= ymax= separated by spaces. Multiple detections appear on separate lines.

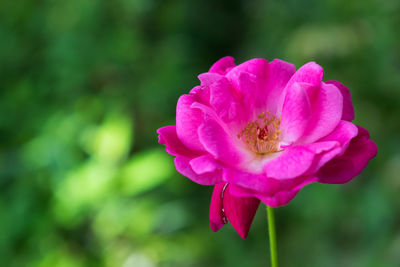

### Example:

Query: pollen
xmin=237 ymin=111 xmax=281 ymax=154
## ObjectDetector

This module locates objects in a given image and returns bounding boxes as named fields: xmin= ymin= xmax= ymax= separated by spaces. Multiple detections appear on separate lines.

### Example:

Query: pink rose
xmin=157 ymin=57 xmax=377 ymax=238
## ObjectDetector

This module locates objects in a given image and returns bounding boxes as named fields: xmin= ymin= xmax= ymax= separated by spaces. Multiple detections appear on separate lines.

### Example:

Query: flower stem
xmin=266 ymin=205 xmax=278 ymax=267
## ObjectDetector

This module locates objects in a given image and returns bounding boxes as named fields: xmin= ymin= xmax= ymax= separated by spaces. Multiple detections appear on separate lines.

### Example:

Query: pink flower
xmin=157 ymin=57 xmax=377 ymax=238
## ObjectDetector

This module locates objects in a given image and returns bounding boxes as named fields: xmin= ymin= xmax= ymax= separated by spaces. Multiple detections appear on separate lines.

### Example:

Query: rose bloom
xmin=157 ymin=57 xmax=377 ymax=238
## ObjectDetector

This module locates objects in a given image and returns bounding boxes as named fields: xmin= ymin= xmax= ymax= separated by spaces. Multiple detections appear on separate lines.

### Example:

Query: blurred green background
xmin=0 ymin=0 xmax=399 ymax=266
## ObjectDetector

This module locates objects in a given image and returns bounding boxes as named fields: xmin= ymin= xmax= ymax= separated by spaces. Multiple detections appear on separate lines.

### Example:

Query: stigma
xmin=237 ymin=111 xmax=281 ymax=154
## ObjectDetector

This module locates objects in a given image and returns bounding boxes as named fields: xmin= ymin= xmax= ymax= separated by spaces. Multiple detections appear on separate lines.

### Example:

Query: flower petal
xmin=317 ymin=126 xmax=377 ymax=184
xmin=176 ymin=94 xmax=205 ymax=151
xmin=189 ymin=85 xmax=210 ymax=105
xmin=197 ymin=115 xmax=246 ymax=165
xmin=209 ymin=183 xmax=227 ymax=232
xmin=286 ymin=61 xmax=324 ymax=88
xmin=276 ymin=62 xmax=324 ymax=117
xmin=223 ymin=184 xmax=260 ymax=239
xmin=157 ymin=125 xmax=201 ymax=158
xmin=264 ymin=59 xmax=296 ymax=114
xmin=223 ymin=168 xmax=278 ymax=194
xmin=209 ymin=56 xmax=236 ymax=75
xmin=190 ymin=154 xmax=220 ymax=175
xmin=229 ymin=177 xmax=317 ymax=207
xmin=226 ymin=59 xmax=268 ymax=114
xmin=303 ymin=122 xmax=359 ymax=174
xmin=198 ymin=72 xmax=223 ymax=87
xmin=280 ymin=82 xmax=312 ymax=144
xmin=174 ymin=156 xmax=222 ymax=185
xmin=209 ymin=183 xmax=260 ymax=239
xmin=208 ymin=77 xmax=246 ymax=123
xmin=263 ymin=146 xmax=315 ymax=179
xmin=325 ymin=80 xmax=354 ymax=121
xmin=319 ymin=120 xmax=358 ymax=154
xmin=302 ymin=141 xmax=341 ymax=175
xmin=233 ymin=72 xmax=259 ymax=120
xmin=226 ymin=58 xmax=269 ymax=85
xmin=298 ymin=82 xmax=343 ymax=144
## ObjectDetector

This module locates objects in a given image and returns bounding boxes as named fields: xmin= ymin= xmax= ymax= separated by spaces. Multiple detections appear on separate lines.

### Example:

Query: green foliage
xmin=0 ymin=0 xmax=399 ymax=266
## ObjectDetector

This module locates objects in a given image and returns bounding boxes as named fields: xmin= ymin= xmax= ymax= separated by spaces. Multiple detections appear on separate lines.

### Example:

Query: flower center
xmin=237 ymin=111 xmax=281 ymax=154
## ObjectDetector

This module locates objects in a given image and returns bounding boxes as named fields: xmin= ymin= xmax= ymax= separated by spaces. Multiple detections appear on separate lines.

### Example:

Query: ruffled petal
xmin=302 ymin=141 xmax=341 ymax=175
xmin=209 ymin=183 xmax=227 ymax=232
xmin=259 ymin=190 xmax=299 ymax=207
xmin=235 ymin=72 xmax=258 ymax=117
xmin=305 ymin=121 xmax=358 ymax=175
xmin=189 ymin=85 xmax=210 ymax=105
xmin=264 ymin=59 xmax=296 ymax=114
xmin=223 ymin=184 xmax=260 ymax=239
xmin=297 ymin=82 xmax=343 ymax=144
xmin=223 ymin=168 xmax=278 ymax=194
xmin=317 ymin=126 xmax=377 ymax=184
xmin=263 ymin=146 xmax=315 ymax=180
xmin=226 ymin=59 xmax=268 ymax=115
xmin=198 ymin=72 xmax=223 ymax=88
xmin=276 ymin=62 xmax=323 ymax=117
xmin=197 ymin=115 xmax=247 ymax=165
xmin=176 ymin=94 xmax=205 ymax=151
xmin=318 ymin=120 xmax=358 ymax=154
xmin=280 ymin=82 xmax=312 ymax=144
xmin=208 ymin=77 xmax=247 ymax=123
xmin=226 ymin=58 xmax=269 ymax=85
xmin=174 ymin=156 xmax=222 ymax=185
xmin=325 ymin=80 xmax=354 ymax=121
xmin=286 ymin=61 xmax=324 ymax=88
xmin=229 ymin=177 xmax=317 ymax=207
xmin=209 ymin=56 xmax=236 ymax=75
xmin=209 ymin=183 xmax=260 ymax=239
xmin=190 ymin=154 xmax=220 ymax=174
xmin=157 ymin=126 xmax=201 ymax=158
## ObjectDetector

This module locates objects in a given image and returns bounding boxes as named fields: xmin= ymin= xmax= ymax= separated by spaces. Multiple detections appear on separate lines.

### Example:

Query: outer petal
xmin=157 ymin=126 xmax=201 ymax=158
xmin=297 ymin=82 xmax=343 ymax=144
xmin=223 ymin=184 xmax=260 ymax=239
xmin=209 ymin=183 xmax=260 ymax=239
xmin=303 ymin=122 xmax=358 ymax=175
xmin=197 ymin=115 xmax=246 ymax=165
xmin=325 ymin=80 xmax=354 ymax=121
xmin=226 ymin=58 xmax=296 ymax=115
xmin=302 ymin=141 xmax=341 ymax=175
xmin=208 ymin=77 xmax=246 ymax=123
xmin=209 ymin=56 xmax=236 ymax=75
xmin=235 ymin=72 xmax=258 ymax=116
xmin=176 ymin=94 xmax=205 ymax=151
xmin=223 ymin=168 xmax=278 ymax=194
xmin=190 ymin=154 xmax=220 ymax=175
xmin=264 ymin=59 xmax=296 ymax=114
xmin=225 ymin=58 xmax=268 ymax=86
xmin=209 ymin=183 xmax=227 ymax=232
xmin=263 ymin=140 xmax=344 ymax=180
xmin=198 ymin=72 xmax=223 ymax=87
xmin=263 ymin=146 xmax=315 ymax=180
xmin=276 ymin=62 xmax=324 ymax=116
xmin=286 ymin=62 xmax=324 ymax=88
xmin=226 ymin=59 xmax=268 ymax=114
xmin=260 ymin=191 xmax=300 ymax=207
xmin=174 ymin=156 xmax=222 ymax=185
xmin=317 ymin=126 xmax=377 ymax=184
xmin=189 ymin=85 xmax=210 ymax=105
xmin=318 ymin=120 xmax=358 ymax=154
xmin=280 ymin=82 xmax=312 ymax=144
xmin=229 ymin=177 xmax=317 ymax=207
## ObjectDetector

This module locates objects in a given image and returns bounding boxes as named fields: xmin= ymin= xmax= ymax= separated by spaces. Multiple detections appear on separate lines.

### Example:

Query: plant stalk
xmin=267 ymin=205 xmax=278 ymax=267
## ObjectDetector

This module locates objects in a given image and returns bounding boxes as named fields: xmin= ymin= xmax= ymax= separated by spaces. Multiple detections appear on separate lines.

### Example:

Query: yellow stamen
xmin=237 ymin=110 xmax=281 ymax=154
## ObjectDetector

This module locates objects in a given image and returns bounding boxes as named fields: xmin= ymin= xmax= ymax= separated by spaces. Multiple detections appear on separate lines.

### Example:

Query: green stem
xmin=266 ymin=205 xmax=278 ymax=267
